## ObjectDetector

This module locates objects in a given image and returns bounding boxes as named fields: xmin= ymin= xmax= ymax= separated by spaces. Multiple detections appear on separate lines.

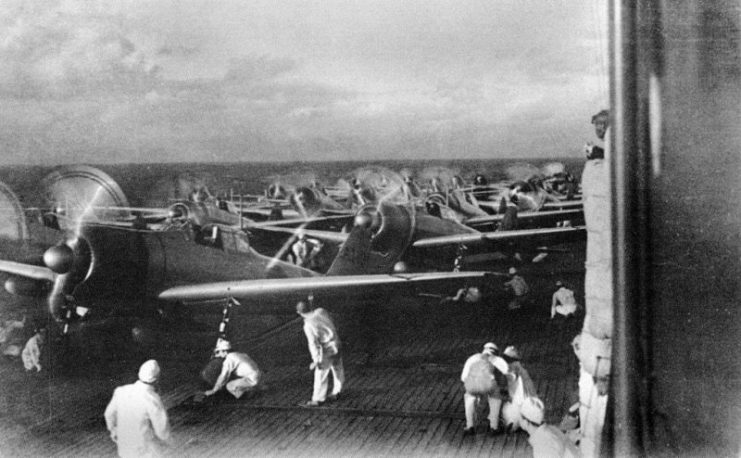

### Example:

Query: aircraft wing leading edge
xmin=0 ymin=259 xmax=56 ymax=281
xmin=157 ymin=271 xmax=495 ymax=303
xmin=411 ymin=226 xmax=586 ymax=248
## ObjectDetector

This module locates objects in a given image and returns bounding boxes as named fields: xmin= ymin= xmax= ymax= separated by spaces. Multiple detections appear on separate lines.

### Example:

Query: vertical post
xmin=607 ymin=0 xmax=651 ymax=455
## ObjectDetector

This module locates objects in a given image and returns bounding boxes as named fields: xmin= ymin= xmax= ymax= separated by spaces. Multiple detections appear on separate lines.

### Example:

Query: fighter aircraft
xmin=0 ymin=166 xmax=494 ymax=331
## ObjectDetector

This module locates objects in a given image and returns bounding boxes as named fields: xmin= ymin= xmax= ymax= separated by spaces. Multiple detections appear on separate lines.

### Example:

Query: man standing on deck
xmin=104 ymin=360 xmax=171 ymax=458
xmin=501 ymin=346 xmax=537 ymax=431
xmin=21 ymin=327 xmax=45 ymax=372
xmin=292 ymin=231 xmax=324 ymax=269
xmin=503 ymin=267 xmax=529 ymax=310
xmin=297 ymin=300 xmax=345 ymax=406
xmin=551 ymin=281 xmax=579 ymax=319
xmin=461 ymin=342 xmax=509 ymax=436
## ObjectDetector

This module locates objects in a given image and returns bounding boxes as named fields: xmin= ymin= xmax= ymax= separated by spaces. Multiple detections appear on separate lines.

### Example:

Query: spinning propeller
xmin=36 ymin=166 xmax=129 ymax=321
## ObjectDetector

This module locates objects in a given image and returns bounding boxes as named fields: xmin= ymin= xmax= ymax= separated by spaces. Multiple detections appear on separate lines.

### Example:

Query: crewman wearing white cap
xmin=501 ymin=345 xmax=538 ymax=431
xmin=520 ymin=397 xmax=580 ymax=458
xmin=297 ymin=300 xmax=344 ymax=406
xmin=204 ymin=339 xmax=262 ymax=399
xmin=551 ymin=281 xmax=578 ymax=319
xmin=503 ymin=267 xmax=529 ymax=310
xmin=460 ymin=342 xmax=509 ymax=436
xmin=292 ymin=230 xmax=323 ymax=269
xmin=104 ymin=359 xmax=171 ymax=458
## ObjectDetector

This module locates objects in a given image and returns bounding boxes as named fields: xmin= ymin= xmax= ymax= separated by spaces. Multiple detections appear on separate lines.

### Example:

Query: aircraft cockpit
xmin=194 ymin=223 xmax=251 ymax=255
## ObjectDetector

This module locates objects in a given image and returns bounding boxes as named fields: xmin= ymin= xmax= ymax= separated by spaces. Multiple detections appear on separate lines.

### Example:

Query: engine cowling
xmin=289 ymin=187 xmax=322 ymax=216
xmin=354 ymin=202 xmax=414 ymax=259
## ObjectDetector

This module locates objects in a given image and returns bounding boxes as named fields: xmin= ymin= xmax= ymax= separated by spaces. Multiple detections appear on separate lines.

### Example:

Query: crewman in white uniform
xmin=297 ymin=300 xmax=345 ymax=406
xmin=292 ymin=231 xmax=323 ymax=269
xmin=501 ymin=346 xmax=538 ymax=431
xmin=104 ymin=360 xmax=171 ymax=458
xmin=520 ymin=397 xmax=580 ymax=458
xmin=460 ymin=342 xmax=509 ymax=436
xmin=21 ymin=328 xmax=45 ymax=372
xmin=504 ymin=267 xmax=530 ymax=310
xmin=204 ymin=339 xmax=262 ymax=399
xmin=551 ymin=281 xmax=578 ymax=319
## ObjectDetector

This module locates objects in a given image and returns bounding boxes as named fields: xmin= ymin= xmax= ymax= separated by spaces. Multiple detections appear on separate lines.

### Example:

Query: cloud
xmin=0 ymin=0 xmax=159 ymax=99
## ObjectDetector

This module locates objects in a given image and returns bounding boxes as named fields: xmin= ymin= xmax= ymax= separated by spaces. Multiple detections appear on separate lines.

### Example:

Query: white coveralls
xmin=551 ymin=287 xmax=578 ymax=318
xmin=303 ymin=308 xmax=345 ymax=403
xmin=0 ymin=319 xmax=25 ymax=357
xmin=461 ymin=352 xmax=509 ymax=430
xmin=504 ymin=275 xmax=529 ymax=309
xmin=292 ymin=238 xmax=321 ymax=268
xmin=212 ymin=352 xmax=262 ymax=399
xmin=528 ymin=424 xmax=580 ymax=458
xmin=104 ymin=381 xmax=171 ymax=458
xmin=502 ymin=361 xmax=537 ymax=430
xmin=21 ymin=333 xmax=43 ymax=372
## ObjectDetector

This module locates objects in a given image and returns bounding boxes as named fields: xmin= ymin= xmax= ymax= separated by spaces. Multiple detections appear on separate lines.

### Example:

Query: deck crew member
xmin=551 ymin=281 xmax=578 ymax=319
xmin=520 ymin=397 xmax=580 ymax=458
xmin=104 ymin=360 xmax=171 ymax=458
xmin=0 ymin=314 xmax=26 ymax=358
xmin=292 ymin=231 xmax=323 ymax=269
xmin=204 ymin=339 xmax=262 ymax=399
xmin=441 ymin=286 xmax=482 ymax=305
xmin=297 ymin=300 xmax=344 ymax=406
xmin=461 ymin=342 xmax=509 ymax=436
xmin=21 ymin=328 xmax=46 ymax=372
xmin=503 ymin=267 xmax=529 ymax=310
xmin=501 ymin=346 xmax=537 ymax=431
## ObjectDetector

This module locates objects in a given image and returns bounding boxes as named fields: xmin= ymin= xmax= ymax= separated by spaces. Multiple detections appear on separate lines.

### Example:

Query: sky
xmin=0 ymin=0 xmax=609 ymax=164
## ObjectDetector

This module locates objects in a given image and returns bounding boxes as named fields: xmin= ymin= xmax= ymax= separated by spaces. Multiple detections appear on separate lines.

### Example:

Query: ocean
xmin=0 ymin=158 xmax=584 ymax=208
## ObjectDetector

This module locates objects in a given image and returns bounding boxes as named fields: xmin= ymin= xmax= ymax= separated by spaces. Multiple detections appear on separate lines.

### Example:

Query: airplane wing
xmin=542 ymin=200 xmax=583 ymax=210
xmin=411 ymin=226 xmax=586 ymax=248
xmin=247 ymin=225 xmax=349 ymax=244
xmin=465 ymin=208 xmax=584 ymax=229
xmin=248 ymin=214 xmax=354 ymax=228
xmin=0 ymin=259 xmax=56 ymax=281
xmin=157 ymin=271 xmax=496 ymax=303
xmin=240 ymin=206 xmax=302 ymax=220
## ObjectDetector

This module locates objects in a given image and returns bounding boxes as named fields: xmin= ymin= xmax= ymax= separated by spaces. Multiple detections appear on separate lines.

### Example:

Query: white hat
xmin=521 ymin=397 xmax=545 ymax=425
xmin=215 ymin=338 xmax=232 ymax=352
xmin=138 ymin=359 xmax=161 ymax=384
xmin=464 ymin=287 xmax=482 ymax=303
xmin=483 ymin=342 xmax=499 ymax=354
xmin=503 ymin=345 xmax=521 ymax=360
xmin=508 ymin=267 xmax=517 ymax=275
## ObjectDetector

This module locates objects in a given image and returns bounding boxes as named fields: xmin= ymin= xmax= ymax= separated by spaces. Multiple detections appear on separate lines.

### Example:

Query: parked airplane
xmin=0 ymin=166 xmax=494 ymax=330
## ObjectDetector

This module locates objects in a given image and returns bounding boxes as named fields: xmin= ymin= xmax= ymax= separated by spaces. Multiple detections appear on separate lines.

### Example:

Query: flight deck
xmin=0 ymin=271 xmax=582 ymax=457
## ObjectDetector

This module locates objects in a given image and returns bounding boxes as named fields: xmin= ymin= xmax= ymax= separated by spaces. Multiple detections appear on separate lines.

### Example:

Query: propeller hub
xmin=393 ymin=261 xmax=409 ymax=274
xmin=43 ymin=244 xmax=74 ymax=274
xmin=354 ymin=212 xmax=373 ymax=228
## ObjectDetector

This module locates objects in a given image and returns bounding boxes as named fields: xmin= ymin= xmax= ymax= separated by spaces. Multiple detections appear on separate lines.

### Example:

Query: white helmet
xmin=215 ymin=338 xmax=232 ymax=352
xmin=483 ymin=342 xmax=499 ymax=354
xmin=138 ymin=359 xmax=161 ymax=384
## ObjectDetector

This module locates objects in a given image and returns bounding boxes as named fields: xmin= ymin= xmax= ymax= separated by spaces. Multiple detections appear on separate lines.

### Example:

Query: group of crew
xmin=100 ymin=285 xmax=582 ymax=458
xmin=462 ymin=342 xmax=579 ymax=456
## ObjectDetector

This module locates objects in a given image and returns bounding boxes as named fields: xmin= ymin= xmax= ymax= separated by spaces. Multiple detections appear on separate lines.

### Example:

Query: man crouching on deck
xmin=297 ymin=299 xmax=345 ymax=406
xmin=204 ymin=339 xmax=262 ymax=400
